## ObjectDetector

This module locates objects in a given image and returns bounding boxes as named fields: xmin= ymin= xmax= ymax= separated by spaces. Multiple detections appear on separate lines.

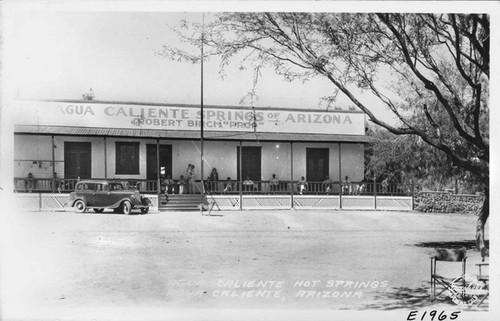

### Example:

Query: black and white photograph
xmin=0 ymin=1 xmax=498 ymax=320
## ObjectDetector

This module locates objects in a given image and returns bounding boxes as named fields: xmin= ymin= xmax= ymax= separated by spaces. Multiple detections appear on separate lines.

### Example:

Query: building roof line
xmin=16 ymin=98 xmax=366 ymax=115
xmin=14 ymin=125 xmax=373 ymax=143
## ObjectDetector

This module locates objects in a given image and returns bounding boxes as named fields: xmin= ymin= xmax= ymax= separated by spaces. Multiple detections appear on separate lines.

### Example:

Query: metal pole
xmin=51 ymin=135 xmax=55 ymax=193
xmin=290 ymin=142 xmax=294 ymax=209
xmin=200 ymin=12 xmax=205 ymax=196
xmin=104 ymin=137 xmax=107 ymax=179
xmin=411 ymin=182 xmax=415 ymax=210
xmin=339 ymin=143 xmax=342 ymax=209
xmin=239 ymin=140 xmax=243 ymax=210
xmin=157 ymin=138 xmax=160 ymax=197
xmin=374 ymin=174 xmax=377 ymax=210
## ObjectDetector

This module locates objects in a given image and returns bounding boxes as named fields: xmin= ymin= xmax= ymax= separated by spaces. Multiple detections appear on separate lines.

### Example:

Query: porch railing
xmin=13 ymin=177 xmax=160 ymax=193
xmin=13 ymin=177 xmax=414 ymax=197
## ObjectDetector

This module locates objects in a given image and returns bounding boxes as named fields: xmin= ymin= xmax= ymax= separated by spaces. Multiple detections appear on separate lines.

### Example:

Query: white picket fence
xmin=13 ymin=193 xmax=413 ymax=212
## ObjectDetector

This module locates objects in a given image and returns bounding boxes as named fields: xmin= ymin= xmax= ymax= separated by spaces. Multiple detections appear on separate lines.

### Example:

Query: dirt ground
xmin=0 ymin=208 xmax=492 ymax=321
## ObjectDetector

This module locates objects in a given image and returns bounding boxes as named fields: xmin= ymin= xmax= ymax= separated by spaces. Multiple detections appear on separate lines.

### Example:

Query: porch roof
xmin=14 ymin=125 xmax=372 ymax=143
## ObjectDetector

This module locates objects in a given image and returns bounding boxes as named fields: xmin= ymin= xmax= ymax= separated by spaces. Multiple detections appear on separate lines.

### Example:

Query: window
xmin=83 ymin=183 xmax=95 ymax=191
xmin=116 ymin=142 xmax=140 ymax=175
xmin=110 ymin=183 xmax=124 ymax=191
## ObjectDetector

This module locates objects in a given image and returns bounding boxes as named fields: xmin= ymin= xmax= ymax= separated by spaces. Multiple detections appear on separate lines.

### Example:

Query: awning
xmin=14 ymin=125 xmax=372 ymax=143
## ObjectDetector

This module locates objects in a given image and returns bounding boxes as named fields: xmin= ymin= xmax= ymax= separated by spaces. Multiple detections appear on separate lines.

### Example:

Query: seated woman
xmin=322 ymin=176 xmax=334 ymax=194
xmin=243 ymin=176 xmax=254 ymax=192
xmin=223 ymin=177 xmax=233 ymax=194
xmin=297 ymin=176 xmax=308 ymax=195
xmin=162 ymin=175 xmax=176 ymax=195
xmin=177 ymin=175 xmax=187 ymax=195
xmin=269 ymin=174 xmax=279 ymax=193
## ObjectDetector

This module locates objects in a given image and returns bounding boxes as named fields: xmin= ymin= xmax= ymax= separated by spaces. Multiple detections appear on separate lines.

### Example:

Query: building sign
xmin=14 ymin=100 xmax=365 ymax=135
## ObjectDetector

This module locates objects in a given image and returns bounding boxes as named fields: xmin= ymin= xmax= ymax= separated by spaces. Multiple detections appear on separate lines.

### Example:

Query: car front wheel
xmin=140 ymin=207 xmax=149 ymax=214
xmin=74 ymin=200 xmax=86 ymax=213
xmin=122 ymin=201 xmax=132 ymax=215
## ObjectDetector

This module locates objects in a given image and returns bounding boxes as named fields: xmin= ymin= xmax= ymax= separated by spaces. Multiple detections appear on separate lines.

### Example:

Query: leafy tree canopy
xmin=162 ymin=13 xmax=489 ymax=184
xmin=162 ymin=12 xmax=490 ymax=256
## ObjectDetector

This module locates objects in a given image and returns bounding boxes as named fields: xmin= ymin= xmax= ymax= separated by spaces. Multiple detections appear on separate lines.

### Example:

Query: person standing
xmin=186 ymin=164 xmax=196 ymax=194
xmin=25 ymin=172 xmax=35 ymax=192
xmin=209 ymin=168 xmax=219 ymax=192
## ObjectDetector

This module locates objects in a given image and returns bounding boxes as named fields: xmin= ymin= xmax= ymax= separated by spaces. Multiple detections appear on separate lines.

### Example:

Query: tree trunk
xmin=476 ymin=188 xmax=489 ymax=260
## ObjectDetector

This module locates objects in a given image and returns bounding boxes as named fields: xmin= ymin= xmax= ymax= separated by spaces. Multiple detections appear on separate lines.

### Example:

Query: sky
xmin=2 ymin=9 xmax=356 ymax=111
xmin=1 ymin=1 xmax=499 ymax=123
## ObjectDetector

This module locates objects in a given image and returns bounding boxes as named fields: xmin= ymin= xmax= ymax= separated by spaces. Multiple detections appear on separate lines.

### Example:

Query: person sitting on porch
xmin=297 ymin=176 xmax=308 ymax=195
xmin=177 ymin=175 xmax=187 ymax=195
xmin=162 ymin=175 xmax=176 ymax=195
xmin=243 ymin=176 xmax=254 ymax=192
xmin=223 ymin=177 xmax=232 ymax=193
xmin=322 ymin=176 xmax=334 ymax=194
xmin=269 ymin=174 xmax=279 ymax=193
xmin=355 ymin=181 xmax=367 ymax=195
xmin=342 ymin=176 xmax=352 ymax=195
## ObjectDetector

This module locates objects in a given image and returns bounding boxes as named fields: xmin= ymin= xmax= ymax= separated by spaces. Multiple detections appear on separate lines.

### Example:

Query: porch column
xmin=239 ymin=140 xmax=242 ymax=211
xmin=51 ymin=135 xmax=55 ymax=193
xmin=104 ymin=137 xmax=107 ymax=179
xmin=339 ymin=143 xmax=342 ymax=209
xmin=290 ymin=142 xmax=294 ymax=209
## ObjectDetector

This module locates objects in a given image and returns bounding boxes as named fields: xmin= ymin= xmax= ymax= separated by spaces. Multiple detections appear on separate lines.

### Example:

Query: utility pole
xmin=200 ymin=13 xmax=205 ymax=195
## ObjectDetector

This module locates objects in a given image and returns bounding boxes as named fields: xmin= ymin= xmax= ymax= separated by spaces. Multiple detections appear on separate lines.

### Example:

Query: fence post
xmin=39 ymin=193 xmax=43 ymax=212
xmin=51 ymin=135 xmax=56 ymax=193
xmin=290 ymin=142 xmax=294 ymax=209
xmin=374 ymin=177 xmax=377 ymax=210
xmin=239 ymin=141 xmax=243 ymax=211
xmin=412 ymin=183 xmax=415 ymax=210
xmin=339 ymin=181 xmax=343 ymax=209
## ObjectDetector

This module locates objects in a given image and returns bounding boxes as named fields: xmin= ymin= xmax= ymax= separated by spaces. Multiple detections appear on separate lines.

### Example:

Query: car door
xmin=80 ymin=182 xmax=95 ymax=206
xmin=107 ymin=182 xmax=127 ymax=206
xmin=88 ymin=183 xmax=105 ymax=207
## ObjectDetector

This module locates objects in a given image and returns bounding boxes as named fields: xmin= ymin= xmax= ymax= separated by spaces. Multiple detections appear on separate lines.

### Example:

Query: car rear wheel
xmin=122 ymin=201 xmax=132 ymax=215
xmin=93 ymin=208 xmax=105 ymax=213
xmin=140 ymin=207 xmax=149 ymax=214
xmin=74 ymin=200 xmax=86 ymax=213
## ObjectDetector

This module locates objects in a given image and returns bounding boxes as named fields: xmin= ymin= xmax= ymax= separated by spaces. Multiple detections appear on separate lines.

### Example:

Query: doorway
xmin=306 ymin=148 xmax=329 ymax=183
xmin=64 ymin=142 xmax=92 ymax=179
xmin=146 ymin=144 xmax=172 ymax=180
xmin=237 ymin=146 xmax=262 ymax=191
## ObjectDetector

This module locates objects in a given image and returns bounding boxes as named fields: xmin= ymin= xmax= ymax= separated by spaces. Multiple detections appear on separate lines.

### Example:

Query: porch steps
xmin=158 ymin=194 xmax=207 ymax=211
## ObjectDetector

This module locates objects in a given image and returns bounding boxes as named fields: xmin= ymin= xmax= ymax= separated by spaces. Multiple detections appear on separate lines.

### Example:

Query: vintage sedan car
xmin=67 ymin=180 xmax=151 ymax=214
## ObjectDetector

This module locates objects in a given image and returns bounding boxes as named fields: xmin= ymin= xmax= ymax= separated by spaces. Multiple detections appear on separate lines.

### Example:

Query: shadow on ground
xmin=353 ymin=284 xmax=488 ymax=311
xmin=413 ymin=240 xmax=489 ymax=251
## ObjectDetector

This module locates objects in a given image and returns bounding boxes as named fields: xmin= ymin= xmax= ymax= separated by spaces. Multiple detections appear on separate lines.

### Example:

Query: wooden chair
xmin=430 ymin=248 xmax=467 ymax=302
xmin=476 ymin=262 xmax=489 ymax=307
